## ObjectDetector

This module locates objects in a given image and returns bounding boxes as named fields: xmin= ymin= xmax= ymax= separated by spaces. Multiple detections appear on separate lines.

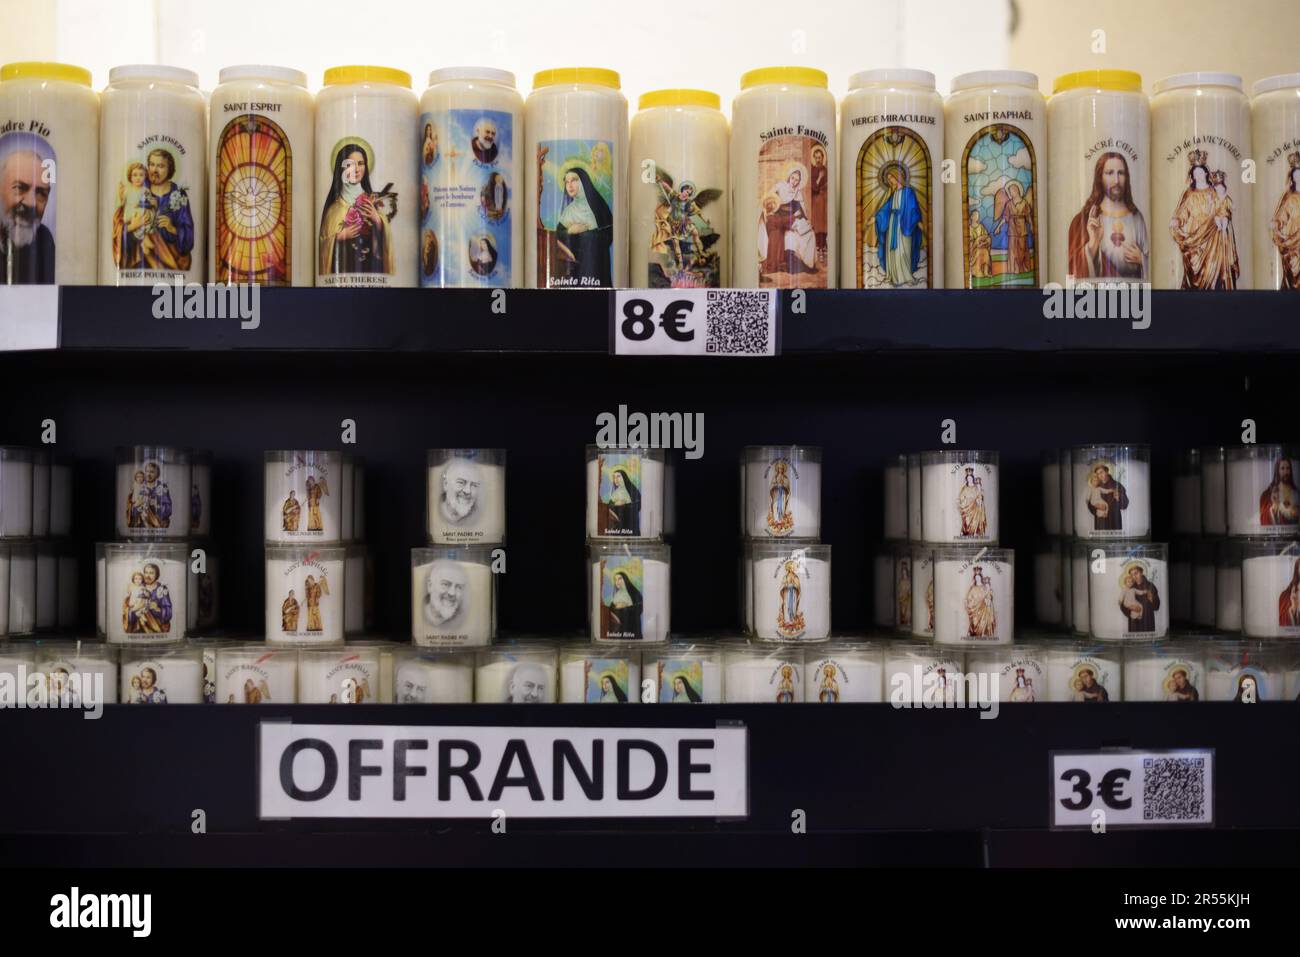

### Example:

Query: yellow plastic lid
xmin=638 ymin=88 xmax=720 ymax=111
xmin=741 ymin=66 xmax=828 ymax=90
xmin=1 ymin=61 xmax=92 ymax=87
xmin=1053 ymin=69 xmax=1142 ymax=94
xmin=533 ymin=68 xmax=620 ymax=91
xmin=323 ymin=65 xmax=412 ymax=88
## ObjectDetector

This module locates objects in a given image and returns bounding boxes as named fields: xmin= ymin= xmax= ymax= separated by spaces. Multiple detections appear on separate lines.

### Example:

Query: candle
xmin=475 ymin=643 xmax=558 ymax=703
xmin=57 ymin=553 xmax=76 ymax=629
xmin=1071 ymin=444 xmax=1151 ymax=540
xmin=933 ymin=546 xmax=1015 ymax=645
xmin=1174 ymin=449 xmax=1202 ymax=535
xmin=910 ymin=544 xmax=934 ymax=639
xmin=893 ymin=543 xmax=913 ymax=632
xmin=393 ymin=647 xmax=475 ymax=703
xmin=751 ymin=542 xmax=830 ymax=641
xmin=1034 ymin=539 xmax=1063 ymax=626
xmin=1041 ymin=451 xmax=1061 ymax=535
xmin=94 ymin=544 xmax=105 ymax=637
xmin=883 ymin=641 xmax=964 ymax=705
xmin=298 ymin=645 xmax=383 ymax=704
xmin=805 ymin=641 xmax=885 ymax=703
xmin=32 ymin=449 xmax=49 ymax=537
xmin=1171 ymin=540 xmax=1193 ymax=624
xmin=120 ymin=643 xmax=205 ymax=704
xmin=1200 ymin=446 xmax=1227 ymax=535
xmin=560 ymin=644 xmax=641 ymax=703
xmin=266 ymin=545 xmax=346 ymax=645
xmin=115 ymin=446 xmax=191 ymax=541
xmin=883 ymin=454 xmax=908 ymax=541
xmin=1070 ymin=540 xmax=1092 ymax=635
xmin=1045 ymin=642 xmax=1121 ymax=702
xmin=643 ymin=643 xmax=724 ymax=703
xmin=345 ymin=640 xmax=395 ymax=702
xmin=921 ymin=450 xmax=999 ymax=544
xmin=968 ymin=645 xmax=1047 ymax=703
xmin=723 ymin=641 xmax=804 ymax=703
xmin=35 ymin=542 xmax=56 ymax=631
xmin=264 ymin=451 xmax=344 ymax=544
xmin=1061 ymin=540 xmax=1074 ymax=630
xmin=1226 ymin=445 xmax=1300 ymax=536
xmin=742 ymin=541 xmax=754 ymax=635
xmin=216 ymin=644 xmax=298 ymax=704
xmin=193 ymin=637 xmax=235 ymax=704
xmin=1215 ymin=538 xmax=1244 ymax=632
xmin=103 ymin=542 xmax=189 ymax=644
xmin=188 ymin=552 xmax=219 ymax=632
xmin=190 ymin=451 xmax=211 ymax=537
xmin=345 ymin=545 xmax=368 ymax=635
xmin=871 ymin=547 xmax=895 ymax=629
xmin=1285 ymin=644 xmax=1300 ymax=700
xmin=50 ymin=461 xmax=72 ymax=537
xmin=1059 ymin=448 xmax=1075 ymax=536
xmin=427 ymin=449 xmax=507 ymax=545
xmin=743 ymin=446 xmax=822 ymax=540
xmin=1251 ymin=74 xmax=1300 ymax=289
xmin=1205 ymin=640 xmax=1283 ymax=701
xmin=1192 ymin=539 xmax=1218 ymax=626
xmin=587 ymin=446 xmax=666 ymax=539
xmin=411 ymin=545 xmax=495 ymax=647
xmin=1088 ymin=541 xmax=1170 ymax=640
xmin=907 ymin=454 xmax=922 ymax=541
xmin=1242 ymin=540 xmax=1300 ymax=637
xmin=589 ymin=541 xmax=670 ymax=643
xmin=7 ymin=543 xmax=35 ymax=635
xmin=1122 ymin=640 xmax=1205 ymax=701
xmin=0 ymin=447 xmax=34 ymax=538
xmin=36 ymin=641 xmax=120 ymax=706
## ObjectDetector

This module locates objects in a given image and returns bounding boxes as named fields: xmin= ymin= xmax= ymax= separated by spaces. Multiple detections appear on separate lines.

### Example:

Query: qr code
xmin=705 ymin=290 xmax=773 ymax=355
xmin=1142 ymin=757 xmax=1207 ymax=822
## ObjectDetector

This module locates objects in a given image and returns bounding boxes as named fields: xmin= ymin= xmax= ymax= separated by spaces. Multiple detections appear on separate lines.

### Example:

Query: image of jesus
xmin=1067 ymin=151 xmax=1148 ymax=280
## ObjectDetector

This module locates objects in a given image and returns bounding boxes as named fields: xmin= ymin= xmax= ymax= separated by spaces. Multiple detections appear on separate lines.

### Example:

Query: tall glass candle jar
xmin=732 ymin=67 xmax=836 ymax=289
xmin=393 ymin=646 xmax=474 ymax=703
xmin=586 ymin=445 xmax=666 ymax=539
xmin=1070 ymin=539 xmax=1092 ymax=636
xmin=1048 ymin=70 xmax=1150 ymax=284
xmin=103 ymin=541 xmax=188 ymax=644
xmin=907 ymin=453 xmax=922 ymax=540
xmin=743 ymin=445 xmax=821 ymax=539
xmin=892 ymin=542 xmax=913 ymax=632
xmin=751 ymin=541 xmax=830 ymax=641
xmin=910 ymin=544 xmax=934 ymax=639
xmin=560 ymin=642 xmax=640 ymax=703
xmin=1226 ymin=444 xmax=1299 ymax=535
xmin=216 ymin=643 xmax=297 ymax=703
xmin=1251 ymin=74 xmax=1300 ymax=290
xmin=419 ymin=67 xmax=523 ymax=287
xmin=1088 ymin=541 xmax=1170 ymax=640
xmin=1192 ymin=538 xmax=1218 ymax=627
xmin=944 ymin=70 xmax=1046 ymax=288
xmin=475 ymin=641 xmax=557 ymax=703
xmin=116 ymin=446 xmax=190 ymax=541
xmin=49 ymin=457 xmax=72 ymax=537
xmin=1041 ymin=450 xmax=1061 ymax=535
xmin=630 ymin=89 xmax=728 ymax=288
xmin=189 ymin=449 xmax=211 ymax=537
xmin=427 ymin=448 xmax=506 ymax=544
xmin=589 ymin=541 xmax=670 ymax=643
xmin=1215 ymin=537 xmax=1244 ymax=632
xmin=266 ymin=544 xmax=345 ymax=645
xmin=57 ymin=548 xmax=77 ymax=629
xmin=31 ymin=448 xmax=48 ymax=537
xmin=1173 ymin=448 xmax=1202 ymax=536
xmin=315 ymin=66 xmax=416 ymax=288
xmin=742 ymin=540 xmax=755 ymax=635
xmin=1151 ymin=72 xmax=1253 ymax=289
xmin=968 ymin=644 xmax=1046 ymax=703
xmin=1122 ymin=638 xmax=1205 ymax=701
xmin=883 ymin=453 xmax=908 ymax=540
xmin=98 ymin=65 xmax=206 ymax=285
xmin=264 ymin=450 xmax=343 ymax=544
xmin=871 ymin=545 xmax=895 ymax=629
xmin=411 ymin=545 xmax=495 ymax=647
xmin=1201 ymin=446 xmax=1227 ymax=534
xmin=883 ymin=641 xmax=964 ymax=705
xmin=921 ymin=449 xmax=998 ymax=543
xmin=1044 ymin=639 xmax=1120 ymax=702
xmin=524 ymin=68 xmax=627 ymax=289
xmin=1205 ymin=638 xmax=1282 ymax=701
xmin=6 ymin=541 xmax=34 ymax=635
xmin=343 ymin=544 xmax=369 ymax=636
xmin=209 ymin=65 xmax=314 ymax=286
xmin=643 ymin=641 xmax=724 ymax=703
xmin=722 ymin=639 xmax=804 ymax=703
xmin=120 ymin=641 xmax=204 ymax=703
xmin=0 ymin=447 xmax=33 ymax=537
xmin=35 ymin=540 xmax=57 ymax=632
xmin=1034 ymin=538 xmax=1063 ymax=627
xmin=1171 ymin=538 xmax=1194 ymax=624
xmin=1058 ymin=448 xmax=1075 ymax=536
xmin=36 ymin=641 xmax=119 ymax=706
xmin=1071 ymin=443 xmax=1151 ymax=539
xmin=0 ymin=62 xmax=98 ymax=284
xmin=193 ymin=636 xmax=235 ymax=703
xmin=933 ymin=545 xmax=1014 ymax=645
xmin=1242 ymin=539 xmax=1300 ymax=637
xmin=298 ymin=644 xmax=383 ymax=703
xmin=840 ymin=69 xmax=943 ymax=289
xmin=806 ymin=639 xmax=885 ymax=703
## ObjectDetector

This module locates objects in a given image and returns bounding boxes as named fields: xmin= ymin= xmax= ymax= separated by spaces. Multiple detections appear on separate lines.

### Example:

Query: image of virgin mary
xmin=556 ymin=167 xmax=613 ymax=286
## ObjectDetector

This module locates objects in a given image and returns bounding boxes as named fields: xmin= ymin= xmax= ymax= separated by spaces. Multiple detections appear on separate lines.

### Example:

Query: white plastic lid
xmin=950 ymin=70 xmax=1040 ymax=93
xmin=427 ymin=66 xmax=516 ymax=88
xmin=1252 ymin=73 xmax=1300 ymax=97
xmin=217 ymin=64 xmax=308 ymax=87
xmin=108 ymin=64 xmax=200 ymax=87
xmin=848 ymin=68 xmax=935 ymax=90
xmin=1153 ymin=72 xmax=1243 ymax=95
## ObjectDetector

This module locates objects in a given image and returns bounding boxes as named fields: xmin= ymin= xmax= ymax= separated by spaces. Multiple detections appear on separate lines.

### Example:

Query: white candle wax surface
xmin=922 ymin=459 xmax=998 ymax=543
xmin=57 ymin=556 xmax=77 ymax=629
xmin=744 ymin=457 xmax=821 ymax=539
xmin=1242 ymin=553 xmax=1300 ymax=637
xmin=910 ymin=551 xmax=934 ymax=639
xmin=1173 ymin=474 xmax=1202 ymax=535
xmin=50 ymin=463 xmax=72 ymax=537
xmin=475 ymin=654 xmax=557 ymax=703
xmin=32 ymin=456 xmax=49 ymax=536
xmin=267 ymin=555 xmax=344 ymax=645
xmin=752 ymin=556 xmax=830 ymax=641
xmin=105 ymin=554 xmax=187 ymax=644
xmin=644 ymin=655 xmax=723 ymax=703
xmin=428 ymin=459 xmax=506 ymax=544
xmin=35 ymin=549 xmax=56 ymax=629
xmin=1171 ymin=557 xmax=1192 ymax=623
xmin=1216 ymin=565 xmax=1243 ymax=632
xmin=1193 ymin=559 xmax=1217 ymax=626
xmin=1227 ymin=454 xmax=1300 ymax=535
xmin=1122 ymin=649 xmax=1204 ymax=702
xmin=1046 ymin=650 xmax=1120 ymax=702
xmin=1201 ymin=455 xmax=1227 ymax=534
xmin=0 ymin=457 xmax=33 ymax=537
xmin=1073 ymin=458 xmax=1151 ymax=539
xmin=394 ymin=656 xmax=474 ymax=703
xmin=883 ymin=463 xmax=908 ymax=540
xmin=116 ymin=459 xmax=190 ymax=540
xmin=0 ymin=553 xmax=10 ymax=636
xmin=724 ymin=654 xmax=803 ymax=703
xmin=345 ymin=552 xmax=365 ymax=635
xmin=907 ymin=460 xmax=922 ymax=540
xmin=933 ymin=557 xmax=1014 ymax=645
xmin=7 ymin=551 xmax=35 ymax=634
xmin=1060 ymin=454 xmax=1075 ymax=535
xmin=412 ymin=559 xmax=494 ymax=646
xmin=805 ymin=650 xmax=883 ymax=703
xmin=1089 ymin=556 xmax=1169 ymax=640
xmin=590 ymin=556 xmax=670 ymax=643
xmin=561 ymin=655 xmax=641 ymax=703
xmin=265 ymin=457 xmax=343 ymax=544
xmin=586 ymin=452 xmax=665 ymax=539
xmin=967 ymin=649 xmax=1046 ymax=703
xmin=120 ymin=654 xmax=204 ymax=704
xmin=217 ymin=650 xmax=297 ymax=704
xmin=1071 ymin=550 xmax=1090 ymax=634
xmin=299 ymin=651 xmax=382 ymax=704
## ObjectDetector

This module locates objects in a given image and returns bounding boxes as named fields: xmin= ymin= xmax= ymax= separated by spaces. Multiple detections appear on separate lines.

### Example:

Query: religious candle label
xmin=536 ymin=139 xmax=615 ymax=288
xmin=121 ymin=655 xmax=203 ymax=704
xmin=214 ymin=109 xmax=295 ymax=285
xmin=756 ymin=125 xmax=832 ymax=289
xmin=218 ymin=653 xmax=295 ymax=704
xmin=1048 ymin=653 xmax=1117 ymax=702
xmin=958 ymin=119 xmax=1040 ymax=288
xmin=934 ymin=557 xmax=1013 ymax=644
xmin=412 ymin=559 xmax=493 ymax=646
xmin=564 ymin=656 xmax=640 ymax=704
xmin=301 ymin=655 xmax=380 ymax=704
xmin=1243 ymin=554 xmax=1300 ymax=637
xmin=1090 ymin=556 xmax=1169 ymax=639
xmin=117 ymin=459 xmax=187 ymax=538
xmin=593 ymin=556 xmax=668 ymax=642
xmin=754 ymin=554 xmax=829 ymax=641
xmin=0 ymin=124 xmax=57 ymax=284
xmin=650 ymin=658 xmax=718 ymax=703
xmin=108 ymin=133 xmax=198 ymax=283
xmin=849 ymin=119 xmax=937 ymax=288
xmin=1074 ymin=456 xmax=1150 ymax=538
xmin=969 ymin=652 xmax=1044 ymax=703
xmin=746 ymin=455 xmax=820 ymax=538
xmin=806 ymin=654 xmax=884 ymax=703
xmin=428 ymin=456 xmax=505 ymax=544
xmin=395 ymin=658 xmax=474 ymax=704
xmin=1161 ymin=139 xmax=1246 ymax=290
xmin=272 ymin=555 xmax=343 ymax=643
xmin=475 ymin=656 xmax=556 ymax=703
xmin=911 ymin=552 xmax=934 ymax=638
xmin=1124 ymin=654 xmax=1202 ymax=702
xmin=923 ymin=460 xmax=997 ymax=542
xmin=1227 ymin=454 xmax=1299 ymax=534
xmin=894 ymin=552 xmax=912 ymax=629
xmin=105 ymin=556 xmax=186 ymax=643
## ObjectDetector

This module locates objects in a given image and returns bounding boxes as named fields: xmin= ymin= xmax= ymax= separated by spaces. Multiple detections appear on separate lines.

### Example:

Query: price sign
xmin=0 ymin=287 xmax=59 ymax=351
xmin=611 ymin=289 xmax=778 ymax=357
xmin=1050 ymin=749 xmax=1214 ymax=829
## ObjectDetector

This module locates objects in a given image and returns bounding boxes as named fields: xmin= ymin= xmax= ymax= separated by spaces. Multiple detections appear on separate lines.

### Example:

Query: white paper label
xmin=1051 ymin=749 xmax=1214 ymax=829
xmin=0 ymin=287 xmax=59 ymax=350
xmin=612 ymin=289 xmax=777 ymax=357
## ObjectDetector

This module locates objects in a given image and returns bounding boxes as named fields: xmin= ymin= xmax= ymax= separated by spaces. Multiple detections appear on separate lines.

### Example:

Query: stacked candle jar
xmin=0 ymin=446 xmax=76 ymax=638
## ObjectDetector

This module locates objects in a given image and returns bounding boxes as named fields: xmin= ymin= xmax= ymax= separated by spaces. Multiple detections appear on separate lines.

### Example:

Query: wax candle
xmin=731 ymin=67 xmax=836 ymax=289
xmin=1070 ymin=539 xmax=1091 ymax=635
xmin=345 ymin=639 xmax=394 ymax=702
xmin=742 ymin=445 xmax=822 ymax=540
xmin=944 ymin=71 xmax=1047 ymax=289
xmin=266 ymin=545 xmax=345 ymax=645
xmin=475 ymin=642 xmax=558 ymax=703
xmin=1174 ymin=449 xmax=1202 ymax=536
xmin=1041 ymin=451 xmax=1061 ymax=535
xmin=921 ymin=450 xmax=999 ymax=544
xmin=1122 ymin=639 xmax=1205 ymax=701
xmin=344 ymin=545 xmax=368 ymax=635
xmin=6 ymin=543 xmax=35 ymax=635
xmin=216 ymin=644 xmax=298 ymax=704
xmin=1071 ymin=444 xmax=1151 ymax=540
xmin=120 ymin=642 xmax=205 ymax=703
xmin=411 ymin=545 xmax=495 ymax=647
xmin=968 ymin=644 xmax=1046 ymax=703
xmin=742 ymin=541 xmax=755 ymax=635
xmin=297 ymin=644 xmax=383 ymax=704
xmin=188 ymin=551 xmax=219 ymax=632
xmin=1171 ymin=539 xmax=1193 ymax=624
xmin=1201 ymin=447 xmax=1227 ymax=535
xmin=559 ymin=643 xmax=641 ymax=703
xmin=1251 ymin=74 xmax=1300 ymax=290
xmin=883 ymin=641 xmax=964 ymax=705
xmin=723 ymin=641 xmax=804 ymax=703
xmin=190 ymin=451 xmax=210 ymax=537
xmin=1242 ymin=539 xmax=1300 ymax=637
xmin=265 ymin=450 xmax=343 ymax=544
xmin=806 ymin=640 xmax=885 ymax=703
xmin=872 ymin=546 xmax=895 ymax=629
xmin=393 ymin=647 xmax=474 ymax=703
xmin=193 ymin=637 xmax=236 ymax=704
xmin=933 ymin=545 xmax=1014 ymax=645
xmin=893 ymin=543 xmax=913 ymax=632
xmin=57 ymin=552 xmax=76 ymax=629
xmin=94 ymin=544 xmax=105 ymax=638
xmin=751 ymin=542 xmax=830 ymax=641
xmin=35 ymin=541 xmax=56 ymax=631
xmin=116 ymin=446 xmax=191 ymax=541
xmin=1059 ymin=448 xmax=1075 ymax=536
xmin=589 ymin=541 xmax=670 ymax=643
xmin=103 ymin=541 xmax=188 ymax=644
xmin=49 ymin=460 xmax=72 ymax=537
xmin=643 ymin=642 xmax=724 ymax=703
xmin=1088 ymin=541 xmax=1170 ymax=640
xmin=1192 ymin=539 xmax=1218 ymax=627
xmin=98 ymin=65 xmax=206 ymax=285
xmin=1216 ymin=538 xmax=1244 ymax=632
xmin=1226 ymin=445 xmax=1300 ymax=536
xmin=0 ymin=447 xmax=34 ymax=538
xmin=587 ymin=446 xmax=665 ymax=540
xmin=1061 ymin=540 xmax=1074 ymax=630
xmin=31 ymin=449 xmax=48 ymax=537
xmin=1205 ymin=639 xmax=1282 ymax=701
xmin=427 ymin=449 xmax=506 ymax=545
xmin=1045 ymin=641 xmax=1121 ymax=702
xmin=910 ymin=544 xmax=935 ymax=639
xmin=1151 ymin=73 xmax=1253 ymax=289
xmin=36 ymin=641 xmax=119 ymax=706
xmin=524 ymin=68 xmax=628 ymax=288
xmin=1034 ymin=539 xmax=1063 ymax=626
xmin=907 ymin=454 xmax=922 ymax=541
xmin=883 ymin=454 xmax=908 ymax=541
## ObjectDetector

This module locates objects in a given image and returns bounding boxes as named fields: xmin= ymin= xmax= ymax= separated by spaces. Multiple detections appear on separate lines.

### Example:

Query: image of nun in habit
xmin=556 ymin=166 xmax=614 ymax=286
xmin=605 ymin=570 xmax=644 ymax=640
xmin=603 ymin=467 xmax=642 ymax=535
xmin=318 ymin=142 xmax=396 ymax=276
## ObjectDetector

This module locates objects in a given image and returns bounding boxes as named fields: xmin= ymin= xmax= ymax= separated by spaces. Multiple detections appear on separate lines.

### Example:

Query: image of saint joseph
xmin=1067 ymin=151 xmax=1148 ymax=280
xmin=873 ymin=167 xmax=924 ymax=285
xmin=112 ymin=148 xmax=194 ymax=272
